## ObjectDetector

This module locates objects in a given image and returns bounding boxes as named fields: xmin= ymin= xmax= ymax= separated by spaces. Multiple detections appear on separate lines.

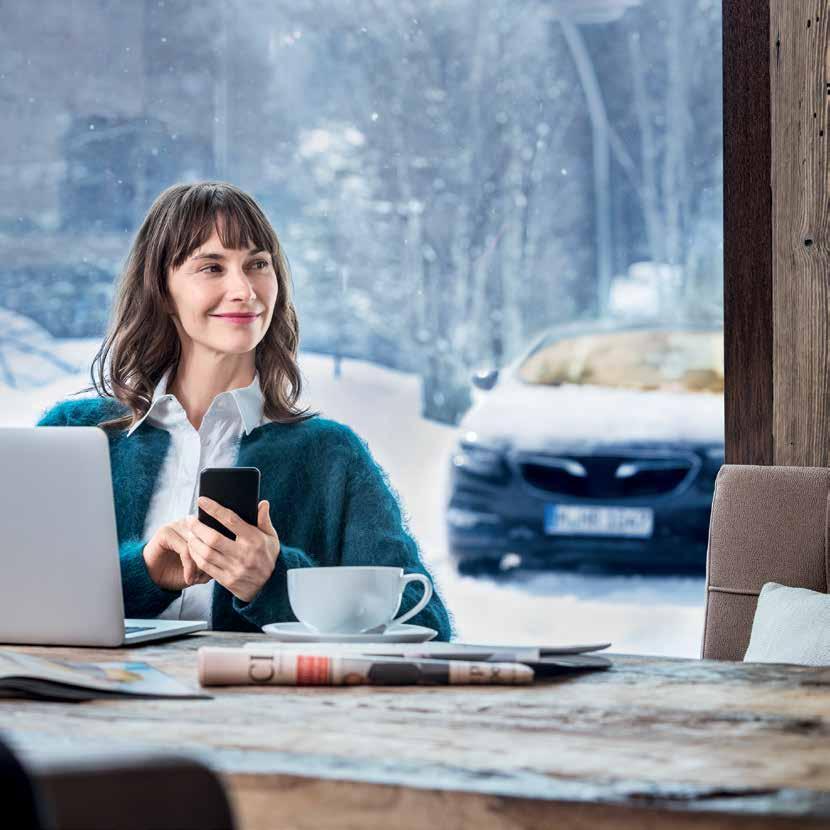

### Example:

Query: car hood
xmin=459 ymin=378 xmax=724 ymax=453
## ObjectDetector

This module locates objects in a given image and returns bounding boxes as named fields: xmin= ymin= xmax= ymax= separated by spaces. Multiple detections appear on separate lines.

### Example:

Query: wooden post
xmin=771 ymin=1 xmax=830 ymax=465
xmin=725 ymin=1 xmax=830 ymax=466
xmin=723 ymin=0 xmax=773 ymax=465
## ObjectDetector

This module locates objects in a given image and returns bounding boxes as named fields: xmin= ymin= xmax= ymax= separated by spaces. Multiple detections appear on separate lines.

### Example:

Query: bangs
xmin=164 ymin=184 xmax=276 ymax=271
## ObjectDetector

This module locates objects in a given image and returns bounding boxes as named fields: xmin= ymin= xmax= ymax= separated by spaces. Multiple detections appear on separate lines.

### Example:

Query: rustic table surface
xmin=2 ymin=632 xmax=830 ymax=829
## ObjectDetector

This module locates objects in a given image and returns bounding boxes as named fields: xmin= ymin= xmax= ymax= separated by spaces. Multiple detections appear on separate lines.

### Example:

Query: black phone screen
xmin=198 ymin=467 xmax=261 ymax=540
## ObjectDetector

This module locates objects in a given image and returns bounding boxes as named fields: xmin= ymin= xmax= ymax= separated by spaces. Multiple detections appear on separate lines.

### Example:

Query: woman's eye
xmin=200 ymin=260 xmax=269 ymax=274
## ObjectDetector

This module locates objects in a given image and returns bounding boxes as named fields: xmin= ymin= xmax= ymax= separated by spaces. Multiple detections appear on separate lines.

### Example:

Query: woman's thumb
xmin=259 ymin=500 xmax=275 ymax=532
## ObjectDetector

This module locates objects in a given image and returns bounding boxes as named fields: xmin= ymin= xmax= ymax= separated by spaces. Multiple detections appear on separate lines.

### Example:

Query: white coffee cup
xmin=286 ymin=566 xmax=433 ymax=634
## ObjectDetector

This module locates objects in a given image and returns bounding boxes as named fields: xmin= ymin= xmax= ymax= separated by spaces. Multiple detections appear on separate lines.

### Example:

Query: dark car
xmin=445 ymin=319 xmax=724 ymax=575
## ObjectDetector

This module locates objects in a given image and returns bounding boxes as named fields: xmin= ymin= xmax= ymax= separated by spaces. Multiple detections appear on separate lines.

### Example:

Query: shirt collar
xmin=126 ymin=367 xmax=265 ymax=437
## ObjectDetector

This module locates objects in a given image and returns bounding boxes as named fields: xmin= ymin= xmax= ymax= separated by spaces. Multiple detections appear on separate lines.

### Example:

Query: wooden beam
xmin=725 ymin=1 xmax=830 ymax=466
xmin=771 ymin=1 xmax=830 ymax=465
xmin=723 ymin=0 xmax=773 ymax=465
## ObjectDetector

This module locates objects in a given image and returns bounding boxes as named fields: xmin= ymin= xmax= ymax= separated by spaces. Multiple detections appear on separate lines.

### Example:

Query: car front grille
xmin=517 ymin=453 xmax=696 ymax=499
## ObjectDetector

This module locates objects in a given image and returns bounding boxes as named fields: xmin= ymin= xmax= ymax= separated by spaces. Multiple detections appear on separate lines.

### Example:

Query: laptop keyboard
xmin=124 ymin=625 xmax=155 ymax=634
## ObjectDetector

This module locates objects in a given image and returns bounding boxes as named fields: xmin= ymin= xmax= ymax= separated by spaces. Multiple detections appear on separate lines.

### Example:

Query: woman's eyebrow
xmin=191 ymin=248 xmax=267 ymax=261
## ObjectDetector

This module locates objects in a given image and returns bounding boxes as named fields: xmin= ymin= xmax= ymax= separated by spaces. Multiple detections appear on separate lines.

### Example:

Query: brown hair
xmin=76 ymin=181 xmax=319 ymax=431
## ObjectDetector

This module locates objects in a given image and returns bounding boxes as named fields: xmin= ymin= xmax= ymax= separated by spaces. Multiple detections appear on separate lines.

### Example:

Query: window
xmin=2 ymin=0 xmax=723 ymax=656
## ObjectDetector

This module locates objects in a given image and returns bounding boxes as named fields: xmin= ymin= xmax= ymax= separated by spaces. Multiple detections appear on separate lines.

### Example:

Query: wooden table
xmin=3 ymin=632 xmax=830 ymax=829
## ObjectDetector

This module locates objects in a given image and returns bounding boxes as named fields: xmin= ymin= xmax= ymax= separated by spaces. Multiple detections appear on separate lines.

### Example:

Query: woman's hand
xmin=185 ymin=497 xmax=281 ymax=603
xmin=143 ymin=518 xmax=212 ymax=591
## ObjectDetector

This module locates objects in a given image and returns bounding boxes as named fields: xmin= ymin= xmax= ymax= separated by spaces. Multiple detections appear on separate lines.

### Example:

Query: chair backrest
xmin=33 ymin=752 xmax=235 ymax=830
xmin=702 ymin=464 xmax=830 ymax=660
xmin=0 ymin=734 xmax=49 ymax=830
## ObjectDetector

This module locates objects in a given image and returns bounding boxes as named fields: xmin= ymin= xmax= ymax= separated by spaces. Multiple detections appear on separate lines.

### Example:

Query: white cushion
xmin=743 ymin=581 xmax=830 ymax=666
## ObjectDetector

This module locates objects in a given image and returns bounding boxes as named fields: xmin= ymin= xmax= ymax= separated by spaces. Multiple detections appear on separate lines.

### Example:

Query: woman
xmin=36 ymin=181 xmax=453 ymax=639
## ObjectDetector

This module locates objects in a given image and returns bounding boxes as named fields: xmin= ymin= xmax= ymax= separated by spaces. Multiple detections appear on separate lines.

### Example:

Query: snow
xmin=2 ymin=339 xmax=705 ymax=657
xmin=0 ymin=309 xmax=86 ymax=390
xmin=460 ymin=372 xmax=723 ymax=450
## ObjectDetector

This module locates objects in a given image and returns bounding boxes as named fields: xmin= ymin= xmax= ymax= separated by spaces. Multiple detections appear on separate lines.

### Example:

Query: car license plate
xmin=544 ymin=504 xmax=654 ymax=538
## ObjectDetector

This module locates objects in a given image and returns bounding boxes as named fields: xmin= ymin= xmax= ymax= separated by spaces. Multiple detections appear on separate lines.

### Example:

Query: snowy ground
xmin=2 ymin=340 xmax=706 ymax=657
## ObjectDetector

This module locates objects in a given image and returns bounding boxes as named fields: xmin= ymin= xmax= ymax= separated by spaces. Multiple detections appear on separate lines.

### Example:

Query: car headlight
xmin=447 ymin=507 xmax=503 ymax=529
xmin=452 ymin=442 xmax=510 ymax=483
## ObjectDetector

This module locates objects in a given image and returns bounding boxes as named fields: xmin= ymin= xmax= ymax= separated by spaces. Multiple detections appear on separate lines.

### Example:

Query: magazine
xmin=0 ymin=650 xmax=210 ymax=701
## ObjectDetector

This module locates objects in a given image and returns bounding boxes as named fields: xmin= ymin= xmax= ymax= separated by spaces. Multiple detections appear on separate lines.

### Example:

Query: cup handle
xmin=391 ymin=573 xmax=433 ymax=627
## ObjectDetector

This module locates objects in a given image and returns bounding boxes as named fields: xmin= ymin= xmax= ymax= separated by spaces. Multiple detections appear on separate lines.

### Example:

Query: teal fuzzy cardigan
xmin=36 ymin=397 xmax=453 ymax=639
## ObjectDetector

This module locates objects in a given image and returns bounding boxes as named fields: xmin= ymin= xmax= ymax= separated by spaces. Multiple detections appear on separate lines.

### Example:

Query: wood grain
xmin=2 ymin=633 xmax=830 ymax=828
xmin=771 ymin=1 xmax=830 ymax=466
xmin=724 ymin=1 xmax=830 ymax=467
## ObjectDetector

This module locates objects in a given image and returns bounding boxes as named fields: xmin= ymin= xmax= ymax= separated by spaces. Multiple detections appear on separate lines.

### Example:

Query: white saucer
xmin=261 ymin=622 xmax=438 ymax=643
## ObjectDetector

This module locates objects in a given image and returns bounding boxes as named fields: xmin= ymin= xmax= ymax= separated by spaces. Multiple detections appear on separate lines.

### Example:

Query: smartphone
xmin=198 ymin=467 xmax=261 ymax=540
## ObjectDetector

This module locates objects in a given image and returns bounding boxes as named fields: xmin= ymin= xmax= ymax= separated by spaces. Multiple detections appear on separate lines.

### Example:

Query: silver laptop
xmin=0 ymin=425 xmax=207 ymax=646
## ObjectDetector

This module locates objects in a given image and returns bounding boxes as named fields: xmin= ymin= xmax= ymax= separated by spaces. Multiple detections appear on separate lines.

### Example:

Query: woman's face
xmin=166 ymin=222 xmax=278 ymax=360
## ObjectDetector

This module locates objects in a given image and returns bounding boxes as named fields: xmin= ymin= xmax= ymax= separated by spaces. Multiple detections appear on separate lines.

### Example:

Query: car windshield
xmin=516 ymin=328 xmax=724 ymax=393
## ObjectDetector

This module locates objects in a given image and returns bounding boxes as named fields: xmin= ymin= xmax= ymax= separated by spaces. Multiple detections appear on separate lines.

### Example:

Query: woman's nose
xmin=226 ymin=267 xmax=257 ymax=297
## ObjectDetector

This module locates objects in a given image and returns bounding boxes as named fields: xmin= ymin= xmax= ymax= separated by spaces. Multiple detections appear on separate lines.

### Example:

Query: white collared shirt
xmin=127 ymin=366 xmax=271 ymax=627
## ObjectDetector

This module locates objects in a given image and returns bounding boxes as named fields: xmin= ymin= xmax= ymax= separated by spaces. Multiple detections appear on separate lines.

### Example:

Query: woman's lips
xmin=212 ymin=313 xmax=262 ymax=325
